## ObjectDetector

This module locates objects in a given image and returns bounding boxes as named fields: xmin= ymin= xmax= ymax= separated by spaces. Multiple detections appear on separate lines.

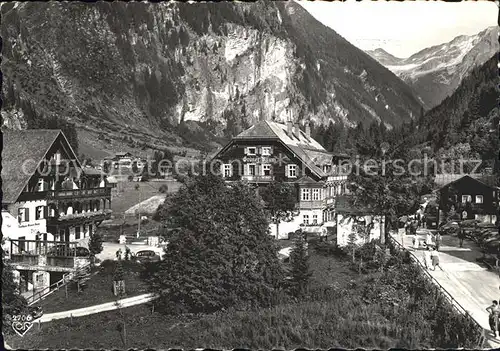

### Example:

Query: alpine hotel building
xmin=212 ymin=119 xmax=359 ymax=239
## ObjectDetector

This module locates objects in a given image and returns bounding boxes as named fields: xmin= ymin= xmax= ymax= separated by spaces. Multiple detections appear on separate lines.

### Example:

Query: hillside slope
xmin=1 ymin=1 xmax=422 ymax=154
xmin=367 ymin=26 xmax=499 ymax=110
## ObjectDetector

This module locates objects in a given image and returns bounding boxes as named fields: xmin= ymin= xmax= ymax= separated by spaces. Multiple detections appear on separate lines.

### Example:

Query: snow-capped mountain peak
xmin=366 ymin=26 xmax=499 ymax=109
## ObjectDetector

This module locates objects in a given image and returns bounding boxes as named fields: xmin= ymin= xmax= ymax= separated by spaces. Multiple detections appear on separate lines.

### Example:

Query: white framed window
xmin=54 ymin=151 xmax=61 ymax=165
xmin=301 ymin=188 xmax=311 ymax=201
xmin=312 ymin=214 xmax=318 ymax=225
xmin=18 ymin=208 xmax=29 ymax=223
xmin=245 ymin=164 xmax=256 ymax=176
xmin=246 ymin=147 xmax=257 ymax=156
xmin=287 ymin=164 xmax=297 ymax=178
xmin=35 ymin=206 xmax=44 ymax=220
xmin=312 ymin=188 xmax=320 ymax=201
xmin=262 ymin=147 xmax=272 ymax=156
xmin=222 ymin=164 xmax=233 ymax=178
xmin=475 ymin=195 xmax=483 ymax=204
xmin=303 ymin=214 xmax=309 ymax=225
xmin=262 ymin=164 xmax=272 ymax=176
xmin=462 ymin=195 xmax=472 ymax=203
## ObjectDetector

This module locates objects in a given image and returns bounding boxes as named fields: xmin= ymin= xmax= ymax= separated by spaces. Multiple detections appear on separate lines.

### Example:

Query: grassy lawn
xmin=5 ymin=251 xmax=399 ymax=350
xmin=6 ymin=242 xmax=480 ymax=349
xmin=33 ymin=260 xmax=148 ymax=314
xmin=111 ymin=180 xmax=182 ymax=215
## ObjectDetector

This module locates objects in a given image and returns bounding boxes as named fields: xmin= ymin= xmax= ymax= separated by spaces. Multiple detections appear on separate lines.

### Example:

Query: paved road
xmin=392 ymin=229 xmax=500 ymax=348
xmin=37 ymin=293 xmax=157 ymax=323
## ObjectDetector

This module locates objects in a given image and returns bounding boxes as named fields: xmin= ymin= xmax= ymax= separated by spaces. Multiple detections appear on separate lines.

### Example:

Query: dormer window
xmin=37 ymin=178 xmax=44 ymax=192
xmin=54 ymin=151 xmax=61 ymax=165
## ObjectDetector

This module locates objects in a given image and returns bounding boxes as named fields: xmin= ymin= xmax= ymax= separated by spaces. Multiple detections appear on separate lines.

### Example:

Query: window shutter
xmin=43 ymin=206 xmax=48 ymax=219
xmin=25 ymin=208 xmax=29 ymax=222
xmin=285 ymin=165 xmax=290 ymax=177
xmin=229 ymin=164 xmax=233 ymax=177
xmin=220 ymin=164 xmax=224 ymax=176
xmin=244 ymin=147 xmax=248 ymax=155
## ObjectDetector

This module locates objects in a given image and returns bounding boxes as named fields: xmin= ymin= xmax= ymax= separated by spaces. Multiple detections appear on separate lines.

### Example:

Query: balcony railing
xmin=241 ymin=175 xmax=275 ymax=182
xmin=47 ymin=187 xmax=111 ymax=199
xmin=9 ymin=239 xmax=81 ymax=257
xmin=298 ymin=200 xmax=325 ymax=209
xmin=47 ymin=209 xmax=112 ymax=224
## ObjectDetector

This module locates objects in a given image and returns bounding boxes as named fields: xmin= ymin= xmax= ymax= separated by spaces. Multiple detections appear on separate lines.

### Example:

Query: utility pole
xmin=137 ymin=186 xmax=142 ymax=238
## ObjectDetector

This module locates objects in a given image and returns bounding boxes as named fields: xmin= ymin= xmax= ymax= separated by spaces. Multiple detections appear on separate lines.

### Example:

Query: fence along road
xmin=390 ymin=230 xmax=500 ymax=349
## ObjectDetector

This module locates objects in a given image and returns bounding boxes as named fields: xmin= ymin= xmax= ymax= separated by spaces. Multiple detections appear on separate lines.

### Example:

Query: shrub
xmin=159 ymin=184 xmax=168 ymax=193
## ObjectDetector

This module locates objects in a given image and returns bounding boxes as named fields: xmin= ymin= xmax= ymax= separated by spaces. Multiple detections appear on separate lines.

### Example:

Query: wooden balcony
xmin=47 ymin=187 xmax=111 ymax=200
xmin=17 ymin=187 xmax=111 ymax=203
xmin=241 ymin=175 xmax=275 ymax=182
xmin=298 ymin=200 xmax=325 ymax=209
xmin=8 ymin=239 xmax=90 ymax=270
xmin=47 ymin=209 xmax=112 ymax=224
xmin=10 ymin=239 xmax=81 ymax=257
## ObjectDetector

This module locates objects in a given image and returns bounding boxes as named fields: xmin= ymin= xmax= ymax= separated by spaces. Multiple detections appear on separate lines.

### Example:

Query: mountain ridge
xmin=1 ymin=1 xmax=422 ymax=155
xmin=366 ymin=26 xmax=499 ymax=110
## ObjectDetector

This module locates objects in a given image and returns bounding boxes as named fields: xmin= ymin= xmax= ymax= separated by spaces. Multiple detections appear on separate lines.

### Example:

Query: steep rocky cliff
xmin=367 ymin=26 xmax=499 ymax=110
xmin=1 ymin=1 xmax=422 ymax=154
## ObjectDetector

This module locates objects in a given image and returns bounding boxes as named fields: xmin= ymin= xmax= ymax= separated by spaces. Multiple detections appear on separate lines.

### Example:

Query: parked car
xmin=438 ymin=221 xmax=459 ymax=236
xmin=135 ymin=250 xmax=160 ymax=263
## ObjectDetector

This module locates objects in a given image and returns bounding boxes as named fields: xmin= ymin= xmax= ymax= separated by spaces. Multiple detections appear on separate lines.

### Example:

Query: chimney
xmin=293 ymin=122 xmax=300 ymax=136
xmin=305 ymin=121 xmax=311 ymax=137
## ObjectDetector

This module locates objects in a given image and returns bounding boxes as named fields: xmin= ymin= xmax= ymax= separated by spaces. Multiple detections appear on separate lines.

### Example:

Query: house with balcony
xmin=1 ymin=129 xmax=112 ymax=295
xmin=437 ymin=174 xmax=499 ymax=224
xmin=212 ymin=119 xmax=351 ymax=239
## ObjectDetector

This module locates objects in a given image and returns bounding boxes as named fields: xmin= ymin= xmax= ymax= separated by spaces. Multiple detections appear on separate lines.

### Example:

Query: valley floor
xmin=4 ymin=239 xmax=483 ymax=349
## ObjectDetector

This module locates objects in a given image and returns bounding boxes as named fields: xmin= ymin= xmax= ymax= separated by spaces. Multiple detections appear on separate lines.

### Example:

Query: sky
xmin=298 ymin=0 xmax=498 ymax=58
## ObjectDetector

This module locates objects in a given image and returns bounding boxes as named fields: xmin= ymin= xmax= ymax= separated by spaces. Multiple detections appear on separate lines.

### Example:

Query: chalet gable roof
xmin=222 ymin=120 xmax=333 ymax=178
xmin=1 ymin=129 xmax=80 ymax=204
xmin=436 ymin=174 xmax=497 ymax=190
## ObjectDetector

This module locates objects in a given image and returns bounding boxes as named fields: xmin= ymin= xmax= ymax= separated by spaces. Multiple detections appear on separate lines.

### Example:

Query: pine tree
xmin=88 ymin=231 xmax=103 ymax=266
xmin=289 ymin=232 xmax=312 ymax=298
xmin=113 ymin=261 xmax=125 ymax=281
xmin=146 ymin=174 xmax=284 ymax=314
